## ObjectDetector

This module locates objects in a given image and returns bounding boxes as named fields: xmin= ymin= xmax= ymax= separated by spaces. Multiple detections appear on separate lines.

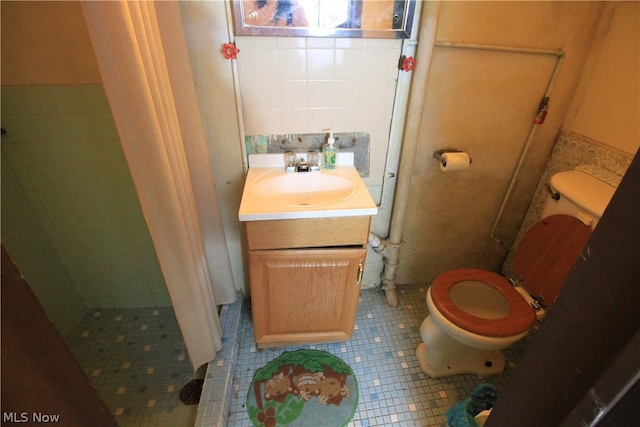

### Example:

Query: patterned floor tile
xmin=197 ymin=284 xmax=531 ymax=427
xmin=69 ymin=285 xmax=530 ymax=426
xmin=68 ymin=307 xmax=198 ymax=427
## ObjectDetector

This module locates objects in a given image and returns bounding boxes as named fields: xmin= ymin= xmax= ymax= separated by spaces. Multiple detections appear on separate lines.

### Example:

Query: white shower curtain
xmin=82 ymin=1 xmax=236 ymax=371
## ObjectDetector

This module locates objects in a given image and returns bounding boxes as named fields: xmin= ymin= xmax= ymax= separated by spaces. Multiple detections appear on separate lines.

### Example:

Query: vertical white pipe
xmin=382 ymin=0 xmax=441 ymax=307
xmin=224 ymin=0 xmax=249 ymax=172
xmin=489 ymin=53 xmax=564 ymax=245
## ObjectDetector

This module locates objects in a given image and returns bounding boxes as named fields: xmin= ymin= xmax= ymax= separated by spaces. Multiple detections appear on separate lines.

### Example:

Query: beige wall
xmin=1 ymin=1 xmax=101 ymax=85
xmin=563 ymin=1 xmax=639 ymax=155
xmin=396 ymin=1 xmax=606 ymax=284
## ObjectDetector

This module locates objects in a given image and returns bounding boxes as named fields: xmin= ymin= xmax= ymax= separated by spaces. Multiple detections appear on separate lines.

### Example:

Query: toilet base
xmin=416 ymin=342 xmax=505 ymax=378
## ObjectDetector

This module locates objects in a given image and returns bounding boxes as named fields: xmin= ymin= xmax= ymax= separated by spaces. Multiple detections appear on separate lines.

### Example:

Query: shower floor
xmin=197 ymin=284 xmax=533 ymax=427
xmin=68 ymin=306 xmax=198 ymax=427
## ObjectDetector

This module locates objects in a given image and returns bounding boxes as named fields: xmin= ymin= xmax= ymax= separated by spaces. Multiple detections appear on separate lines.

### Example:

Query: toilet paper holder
xmin=433 ymin=149 xmax=472 ymax=167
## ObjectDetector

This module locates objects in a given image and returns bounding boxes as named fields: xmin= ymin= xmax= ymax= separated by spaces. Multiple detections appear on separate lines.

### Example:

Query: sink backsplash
xmin=245 ymin=132 xmax=370 ymax=177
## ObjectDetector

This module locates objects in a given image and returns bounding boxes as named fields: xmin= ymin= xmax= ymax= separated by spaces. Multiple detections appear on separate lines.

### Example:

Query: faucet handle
xmin=308 ymin=151 xmax=320 ymax=172
xmin=284 ymin=151 xmax=297 ymax=173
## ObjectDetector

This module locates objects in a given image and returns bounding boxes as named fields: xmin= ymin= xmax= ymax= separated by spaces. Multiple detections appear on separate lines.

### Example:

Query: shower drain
xmin=179 ymin=378 xmax=204 ymax=405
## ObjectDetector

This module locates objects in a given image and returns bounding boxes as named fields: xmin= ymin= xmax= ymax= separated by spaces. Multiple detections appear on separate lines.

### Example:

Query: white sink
xmin=238 ymin=154 xmax=377 ymax=221
xmin=250 ymin=169 xmax=356 ymax=207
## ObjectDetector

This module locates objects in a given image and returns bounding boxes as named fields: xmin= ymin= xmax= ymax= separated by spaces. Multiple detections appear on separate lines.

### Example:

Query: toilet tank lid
xmin=550 ymin=171 xmax=616 ymax=219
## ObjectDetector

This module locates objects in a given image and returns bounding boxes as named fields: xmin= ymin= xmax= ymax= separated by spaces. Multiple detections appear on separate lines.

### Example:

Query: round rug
xmin=246 ymin=349 xmax=358 ymax=427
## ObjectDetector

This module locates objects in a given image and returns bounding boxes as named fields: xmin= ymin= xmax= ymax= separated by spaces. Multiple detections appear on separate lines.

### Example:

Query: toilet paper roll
xmin=440 ymin=152 xmax=470 ymax=172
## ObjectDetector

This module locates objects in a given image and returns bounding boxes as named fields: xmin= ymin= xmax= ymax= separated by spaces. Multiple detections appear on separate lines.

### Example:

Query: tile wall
xmin=1 ymin=151 xmax=85 ymax=337
xmin=1 ymin=85 xmax=170 ymax=335
xmin=235 ymin=37 xmax=403 ymax=197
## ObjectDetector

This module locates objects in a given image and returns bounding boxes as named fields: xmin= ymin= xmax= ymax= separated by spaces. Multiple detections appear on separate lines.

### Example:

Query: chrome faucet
xmin=284 ymin=151 xmax=320 ymax=173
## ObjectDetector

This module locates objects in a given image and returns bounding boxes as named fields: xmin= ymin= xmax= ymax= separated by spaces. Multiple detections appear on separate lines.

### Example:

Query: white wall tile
xmin=237 ymin=37 xmax=402 ymax=181
xmin=358 ymin=107 xmax=392 ymax=133
xmin=363 ymin=39 xmax=400 ymax=49
xmin=241 ymin=79 xmax=281 ymax=109
xmin=359 ymin=79 xmax=397 ymax=107
xmin=335 ymin=38 xmax=363 ymax=49
xmin=276 ymin=37 xmax=306 ymax=48
xmin=281 ymin=108 xmax=308 ymax=133
xmin=334 ymin=81 xmax=360 ymax=108
xmin=307 ymin=49 xmax=335 ymax=80
xmin=307 ymin=108 xmax=333 ymax=132
xmin=368 ymin=154 xmax=388 ymax=185
xmin=245 ymin=107 xmax=282 ymax=135
xmin=238 ymin=48 xmax=279 ymax=81
xmin=369 ymin=130 xmax=391 ymax=152
xmin=280 ymin=80 xmax=308 ymax=108
xmin=362 ymin=48 xmax=400 ymax=80
xmin=332 ymin=107 xmax=359 ymax=132
xmin=307 ymin=38 xmax=335 ymax=49
xmin=241 ymin=37 xmax=277 ymax=48
xmin=278 ymin=49 xmax=307 ymax=80
xmin=308 ymin=81 xmax=334 ymax=108
xmin=335 ymin=49 xmax=363 ymax=80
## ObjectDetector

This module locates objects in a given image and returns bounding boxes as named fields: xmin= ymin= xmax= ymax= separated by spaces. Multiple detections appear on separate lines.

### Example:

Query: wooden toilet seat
xmin=430 ymin=215 xmax=592 ymax=338
xmin=430 ymin=269 xmax=536 ymax=337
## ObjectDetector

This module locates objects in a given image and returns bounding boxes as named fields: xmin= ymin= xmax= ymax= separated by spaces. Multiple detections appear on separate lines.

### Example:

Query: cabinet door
xmin=249 ymin=248 xmax=366 ymax=348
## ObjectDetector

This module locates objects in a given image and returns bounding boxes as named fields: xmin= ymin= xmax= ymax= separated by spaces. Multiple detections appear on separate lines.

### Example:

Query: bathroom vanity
xmin=239 ymin=154 xmax=376 ymax=348
xmin=245 ymin=216 xmax=369 ymax=348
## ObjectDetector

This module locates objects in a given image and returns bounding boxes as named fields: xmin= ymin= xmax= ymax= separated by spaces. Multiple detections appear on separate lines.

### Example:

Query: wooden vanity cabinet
xmin=245 ymin=216 xmax=370 ymax=349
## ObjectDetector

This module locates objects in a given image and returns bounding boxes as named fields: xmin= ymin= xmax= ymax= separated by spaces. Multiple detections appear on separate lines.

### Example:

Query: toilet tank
xmin=541 ymin=170 xmax=616 ymax=229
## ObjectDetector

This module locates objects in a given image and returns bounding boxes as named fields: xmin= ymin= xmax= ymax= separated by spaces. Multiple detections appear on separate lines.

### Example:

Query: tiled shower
xmin=1 ymin=84 xmax=188 ymax=424
xmin=1 ymin=85 xmax=170 ymax=337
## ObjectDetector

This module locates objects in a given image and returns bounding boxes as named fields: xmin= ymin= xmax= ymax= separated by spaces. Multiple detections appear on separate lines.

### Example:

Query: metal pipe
xmin=380 ymin=0 xmax=442 ymax=307
xmin=434 ymin=41 xmax=564 ymax=58
xmin=224 ymin=0 xmax=249 ymax=172
xmin=490 ymin=53 xmax=564 ymax=245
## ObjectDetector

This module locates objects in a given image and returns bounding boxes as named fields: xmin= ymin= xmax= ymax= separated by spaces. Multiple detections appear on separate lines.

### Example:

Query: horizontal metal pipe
xmin=435 ymin=41 xmax=564 ymax=58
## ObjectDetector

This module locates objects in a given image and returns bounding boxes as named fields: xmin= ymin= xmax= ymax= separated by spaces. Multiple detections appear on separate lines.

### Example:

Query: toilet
xmin=416 ymin=170 xmax=616 ymax=378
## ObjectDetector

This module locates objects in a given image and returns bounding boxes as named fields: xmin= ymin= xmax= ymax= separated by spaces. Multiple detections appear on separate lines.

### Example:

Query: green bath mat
xmin=247 ymin=349 xmax=358 ymax=426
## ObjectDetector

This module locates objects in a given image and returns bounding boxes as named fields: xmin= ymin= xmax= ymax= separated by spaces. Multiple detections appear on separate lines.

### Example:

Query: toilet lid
xmin=430 ymin=269 xmax=536 ymax=337
xmin=514 ymin=214 xmax=592 ymax=305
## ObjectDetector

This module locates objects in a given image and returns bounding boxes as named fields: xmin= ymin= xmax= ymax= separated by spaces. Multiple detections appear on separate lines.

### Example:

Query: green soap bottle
xmin=322 ymin=131 xmax=338 ymax=170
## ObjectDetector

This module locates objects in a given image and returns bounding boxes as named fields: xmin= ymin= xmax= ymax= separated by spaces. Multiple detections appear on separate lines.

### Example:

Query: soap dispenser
xmin=322 ymin=130 xmax=338 ymax=170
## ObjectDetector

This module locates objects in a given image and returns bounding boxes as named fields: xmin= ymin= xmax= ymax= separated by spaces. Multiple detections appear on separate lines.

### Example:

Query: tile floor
xmin=68 ymin=285 xmax=532 ymax=426
xmin=68 ymin=307 xmax=199 ymax=426
xmin=197 ymin=284 xmax=533 ymax=427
